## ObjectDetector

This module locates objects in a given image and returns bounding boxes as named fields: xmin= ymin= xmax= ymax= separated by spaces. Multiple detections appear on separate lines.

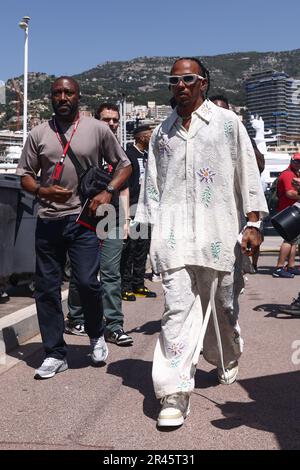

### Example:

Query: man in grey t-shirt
xmin=66 ymin=102 xmax=134 ymax=346
xmin=16 ymin=77 xmax=132 ymax=379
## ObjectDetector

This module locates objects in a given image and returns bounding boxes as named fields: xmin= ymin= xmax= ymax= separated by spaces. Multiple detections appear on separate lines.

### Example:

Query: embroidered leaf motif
xmin=224 ymin=121 xmax=234 ymax=138
xmin=167 ymin=229 xmax=176 ymax=249
xmin=197 ymin=167 xmax=216 ymax=184
xmin=170 ymin=358 xmax=181 ymax=369
xmin=147 ymin=185 xmax=159 ymax=202
xmin=201 ymin=187 xmax=213 ymax=208
xmin=211 ymin=241 xmax=222 ymax=261
xmin=157 ymin=135 xmax=172 ymax=154
xmin=179 ymin=374 xmax=191 ymax=391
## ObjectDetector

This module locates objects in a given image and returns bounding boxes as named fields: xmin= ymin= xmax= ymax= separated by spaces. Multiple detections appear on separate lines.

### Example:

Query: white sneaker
xmin=105 ymin=328 xmax=133 ymax=346
xmin=65 ymin=322 xmax=87 ymax=336
xmin=152 ymin=273 xmax=161 ymax=282
xmin=157 ymin=393 xmax=190 ymax=427
xmin=90 ymin=336 xmax=108 ymax=364
xmin=218 ymin=361 xmax=239 ymax=385
xmin=34 ymin=357 xmax=68 ymax=379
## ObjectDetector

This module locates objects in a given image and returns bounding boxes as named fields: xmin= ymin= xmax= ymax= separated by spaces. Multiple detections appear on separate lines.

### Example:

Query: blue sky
xmin=1 ymin=0 xmax=299 ymax=81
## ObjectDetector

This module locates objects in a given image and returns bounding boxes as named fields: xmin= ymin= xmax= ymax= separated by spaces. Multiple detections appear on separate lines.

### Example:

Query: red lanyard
xmin=53 ymin=116 xmax=80 ymax=163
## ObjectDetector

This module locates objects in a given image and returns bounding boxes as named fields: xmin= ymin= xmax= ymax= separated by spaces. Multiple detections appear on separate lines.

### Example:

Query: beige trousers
xmin=152 ymin=265 xmax=244 ymax=398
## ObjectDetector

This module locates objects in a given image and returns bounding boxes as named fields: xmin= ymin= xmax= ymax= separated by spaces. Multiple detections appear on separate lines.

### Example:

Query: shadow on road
xmin=6 ymin=342 xmax=93 ymax=370
xmin=107 ymin=359 xmax=300 ymax=447
xmin=107 ymin=358 xmax=159 ymax=422
xmin=194 ymin=368 xmax=219 ymax=389
xmin=127 ymin=320 xmax=161 ymax=336
xmin=210 ymin=370 xmax=300 ymax=450
xmin=254 ymin=303 xmax=300 ymax=318
xmin=252 ymin=266 xmax=274 ymax=276
xmin=6 ymin=342 xmax=300 ymax=448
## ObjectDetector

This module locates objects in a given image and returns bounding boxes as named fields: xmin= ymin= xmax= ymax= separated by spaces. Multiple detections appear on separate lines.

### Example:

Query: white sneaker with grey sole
xmin=152 ymin=274 xmax=162 ymax=282
xmin=218 ymin=361 xmax=239 ymax=385
xmin=65 ymin=322 xmax=87 ymax=336
xmin=34 ymin=357 xmax=68 ymax=379
xmin=90 ymin=336 xmax=108 ymax=364
xmin=157 ymin=392 xmax=190 ymax=427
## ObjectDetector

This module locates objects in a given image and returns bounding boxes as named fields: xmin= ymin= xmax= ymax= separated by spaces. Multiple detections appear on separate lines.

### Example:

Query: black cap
xmin=133 ymin=124 xmax=152 ymax=136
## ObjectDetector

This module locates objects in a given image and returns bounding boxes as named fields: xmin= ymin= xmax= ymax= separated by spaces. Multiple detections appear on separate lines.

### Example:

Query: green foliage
xmin=1 ymin=49 xmax=300 ymax=129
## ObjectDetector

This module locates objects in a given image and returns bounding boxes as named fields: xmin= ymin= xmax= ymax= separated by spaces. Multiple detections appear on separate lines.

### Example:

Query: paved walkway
xmin=0 ymin=251 xmax=300 ymax=450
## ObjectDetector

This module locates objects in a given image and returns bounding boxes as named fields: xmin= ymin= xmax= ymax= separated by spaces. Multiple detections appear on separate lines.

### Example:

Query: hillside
xmin=74 ymin=49 xmax=300 ymax=107
xmin=1 ymin=49 xmax=300 ymax=129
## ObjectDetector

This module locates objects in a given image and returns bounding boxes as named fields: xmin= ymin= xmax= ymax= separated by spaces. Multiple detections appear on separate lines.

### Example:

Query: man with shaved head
xmin=17 ymin=76 xmax=131 ymax=379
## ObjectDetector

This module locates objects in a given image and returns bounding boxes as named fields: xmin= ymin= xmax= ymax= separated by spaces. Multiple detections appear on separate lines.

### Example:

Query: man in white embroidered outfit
xmin=135 ymin=57 xmax=268 ymax=427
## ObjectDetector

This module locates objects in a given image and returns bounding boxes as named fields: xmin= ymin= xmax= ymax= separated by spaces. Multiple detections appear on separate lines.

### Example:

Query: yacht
xmin=0 ymin=129 xmax=23 ymax=146
xmin=0 ymin=130 xmax=23 ymax=172
xmin=1 ymin=145 xmax=22 ymax=163
xmin=261 ymin=151 xmax=291 ymax=191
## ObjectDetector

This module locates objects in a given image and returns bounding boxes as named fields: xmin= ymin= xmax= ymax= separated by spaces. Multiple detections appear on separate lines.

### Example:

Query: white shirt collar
xmin=163 ymin=99 xmax=213 ymax=134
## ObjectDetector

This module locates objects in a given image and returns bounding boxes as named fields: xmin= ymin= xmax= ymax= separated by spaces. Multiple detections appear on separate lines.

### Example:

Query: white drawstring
xmin=192 ymin=285 xmax=213 ymax=365
xmin=192 ymin=271 xmax=229 ymax=383
xmin=210 ymin=274 xmax=229 ymax=383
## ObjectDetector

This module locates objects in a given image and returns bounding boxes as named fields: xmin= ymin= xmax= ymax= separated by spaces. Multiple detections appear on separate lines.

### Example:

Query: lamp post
xmin=19 ymin=16 xmax=30 ymax=147
xmin=118 ymin=93 xmax=127 ymax=150
xmin=118 ymin=100 xmax=123 ymax=148
xmin=123 ymin=94 xmax=127 ymax=150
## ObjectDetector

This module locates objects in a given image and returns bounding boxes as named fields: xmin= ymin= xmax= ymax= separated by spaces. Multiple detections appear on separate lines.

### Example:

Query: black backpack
xmin=265 ymin=177 xmax=279 ymax=215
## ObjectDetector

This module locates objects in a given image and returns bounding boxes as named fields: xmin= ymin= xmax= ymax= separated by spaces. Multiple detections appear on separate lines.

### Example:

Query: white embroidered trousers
xmin=152 ymin=265 xmax=244 ymax=398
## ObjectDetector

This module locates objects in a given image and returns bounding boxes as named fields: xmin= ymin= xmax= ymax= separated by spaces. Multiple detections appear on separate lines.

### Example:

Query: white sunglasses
xmin=168 ymin=74 xmax=205 ymax=86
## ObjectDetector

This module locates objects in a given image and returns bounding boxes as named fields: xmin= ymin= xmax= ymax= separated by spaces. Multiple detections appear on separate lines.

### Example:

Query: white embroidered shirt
xmin=135 ymin=100 xmax=268 ymax=273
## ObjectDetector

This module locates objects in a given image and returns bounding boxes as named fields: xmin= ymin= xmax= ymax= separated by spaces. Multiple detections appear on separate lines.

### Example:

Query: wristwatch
xmin=246 ymin=220 xmax=263 ymax=232
xmin=105 ymin=184 xmax=115 ymax=194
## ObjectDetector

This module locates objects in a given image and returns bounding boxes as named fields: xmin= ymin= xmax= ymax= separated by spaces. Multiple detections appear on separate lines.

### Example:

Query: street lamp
xmin=19 ymin=16 xmax=30 ymax=147
xmin=123 ymin=94 xmax=127 ymax=150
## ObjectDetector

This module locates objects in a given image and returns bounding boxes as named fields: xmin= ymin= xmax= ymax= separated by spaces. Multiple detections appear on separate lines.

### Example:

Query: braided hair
xmin=172 ymin=57 xmax=210 ymax=98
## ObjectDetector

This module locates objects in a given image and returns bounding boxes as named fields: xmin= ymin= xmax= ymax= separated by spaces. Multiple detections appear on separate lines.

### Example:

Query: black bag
xmin=55 ymin=120 xmax=118 ymax=204
xmin=265 ymin=177 xmax=279 ymax=216
xmin=78 ymin=165 xmax=118 ymax=206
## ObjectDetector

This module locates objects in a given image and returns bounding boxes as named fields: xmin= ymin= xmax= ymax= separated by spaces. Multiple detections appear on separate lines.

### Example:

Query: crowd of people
xmin=11 ymin=55 xmax=299 ymax=428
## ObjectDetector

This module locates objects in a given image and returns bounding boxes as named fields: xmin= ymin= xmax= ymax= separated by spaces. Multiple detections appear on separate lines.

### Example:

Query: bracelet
xmin=125 ymin=218 xmax=131 ymax=221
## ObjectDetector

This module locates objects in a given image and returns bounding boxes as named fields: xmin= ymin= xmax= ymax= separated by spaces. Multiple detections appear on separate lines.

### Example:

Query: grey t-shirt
xmin=16 ymin=116 xmax=131 ymax=218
